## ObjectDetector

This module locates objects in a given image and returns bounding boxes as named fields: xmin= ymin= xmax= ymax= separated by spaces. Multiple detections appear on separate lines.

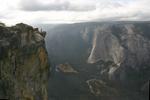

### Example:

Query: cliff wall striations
xmin=0 ymin=23 xmax=49 ymax=100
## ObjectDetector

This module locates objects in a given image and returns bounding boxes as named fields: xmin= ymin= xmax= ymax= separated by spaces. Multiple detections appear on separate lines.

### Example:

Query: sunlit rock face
xmin=0 ymin=23 xmax=49 ymax=100
xmin=87 ymin=23 xmax=150 ymax=83
xmin=88 ymin=24 xmax=150 ymax=67
xmin=87 ymin=25 xmax=124 ymax=65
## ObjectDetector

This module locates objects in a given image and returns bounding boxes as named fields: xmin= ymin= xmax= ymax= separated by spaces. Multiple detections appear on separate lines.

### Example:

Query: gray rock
xmin=0 ymin=23 xmax=49 ymax=100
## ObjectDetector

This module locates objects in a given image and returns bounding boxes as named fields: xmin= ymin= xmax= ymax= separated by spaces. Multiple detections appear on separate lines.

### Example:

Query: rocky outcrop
xmin=0 ymin=23 xmax=49 ymax=100
xmin=56 ymin=63 xmax=78 ymax=74
xmin=86 ymin=79 xmax=118 ymax=97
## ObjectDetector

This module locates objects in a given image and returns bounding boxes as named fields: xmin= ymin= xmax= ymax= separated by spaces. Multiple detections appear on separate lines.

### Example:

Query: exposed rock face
xmin=46 ymin=22 xmax=150 ymax=100
xmin=87 ymin=25 xmax=124 ymax=65
xmin=0 ymin=23 xmax=49 ymax=100
xmin=87 ymin=23 xmax=150 ymax=83
xmin=86 ymin=79 xmax=118 ymax=97
xmin=56 ymin=63 xmax=78 ymax=73
xmin=88 ymin=24 xmax=150 ymax=67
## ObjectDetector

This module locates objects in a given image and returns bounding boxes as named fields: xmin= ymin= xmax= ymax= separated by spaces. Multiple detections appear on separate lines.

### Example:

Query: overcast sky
xmin=0 ymin=0 xmax=150 ymax=25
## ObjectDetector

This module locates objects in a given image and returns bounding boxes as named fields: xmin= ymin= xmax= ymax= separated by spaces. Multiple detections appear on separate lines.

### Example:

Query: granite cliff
xmin=46 ymin=22 xmax=149 ymax=100
xmin=0 ymin=23 xmax=49 ymax=100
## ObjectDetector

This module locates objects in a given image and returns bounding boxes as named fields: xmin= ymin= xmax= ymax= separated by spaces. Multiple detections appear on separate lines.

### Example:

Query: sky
xmin=0 ymin=0 xmax=150 ymax=25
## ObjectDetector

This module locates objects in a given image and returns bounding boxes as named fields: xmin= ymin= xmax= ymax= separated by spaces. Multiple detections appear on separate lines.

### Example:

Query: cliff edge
xmin=0 ymin=23 xmax=49 ymax=100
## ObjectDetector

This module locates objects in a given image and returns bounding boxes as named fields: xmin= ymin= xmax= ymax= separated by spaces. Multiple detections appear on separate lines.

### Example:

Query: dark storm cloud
xmin=19 ymin=0 xmax=96 ymax=11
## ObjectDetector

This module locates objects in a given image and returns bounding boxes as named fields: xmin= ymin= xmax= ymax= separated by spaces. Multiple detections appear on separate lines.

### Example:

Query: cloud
xmin=19 ymin=0 xmax=96 ymax=11
xmin=0 ymin=15 xmax=5 ymax=19
xmin=0 ymin=0 xmax=150 ymax=25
